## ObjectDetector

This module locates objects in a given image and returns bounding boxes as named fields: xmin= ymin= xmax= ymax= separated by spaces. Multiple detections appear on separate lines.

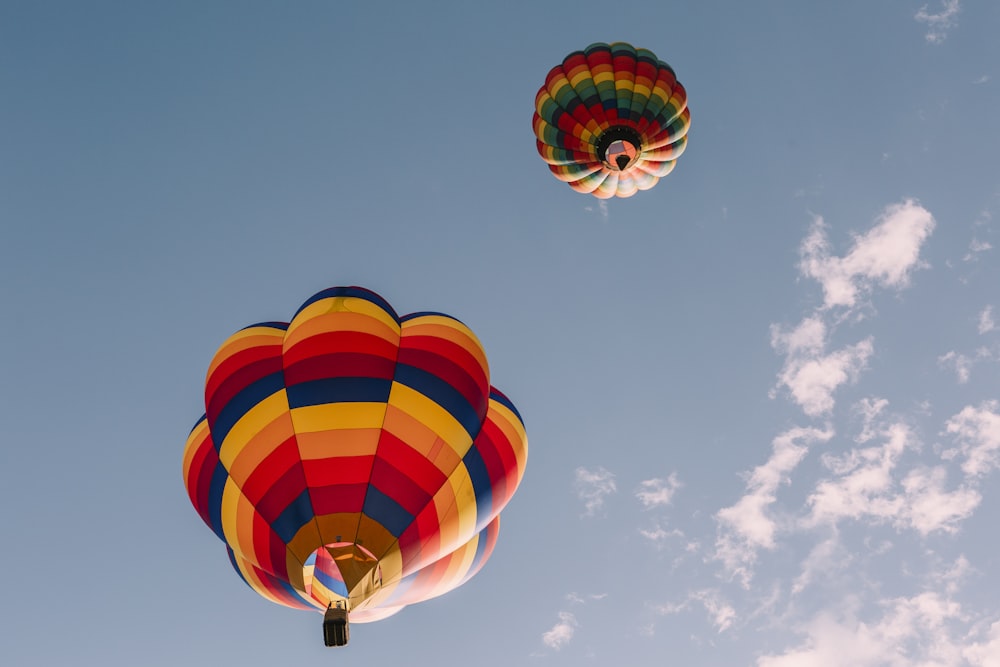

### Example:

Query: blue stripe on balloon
xmin=293 ymin=286 xmax=400 ymax=321
xmin=286 ymin=377 xmax=392 ymax=409
xmin=313 ymin=567 xmax=350 ymax=598
xmin=271 ymin=489 xmax=315 ymax=544
xmin=207 ymin=461 xmax=229 ymax=541
xmin=363 ymin=485 xmax=414 ymax=538
xmin=489 ymin=388 xmax=524 ymax=424
xmin=394 ymin=363 xmax=480 ymax=438
xmin=211 ymin=371 xmax=286 ymax=447
xmin=462 ymin=447 xmax=493 ymax=531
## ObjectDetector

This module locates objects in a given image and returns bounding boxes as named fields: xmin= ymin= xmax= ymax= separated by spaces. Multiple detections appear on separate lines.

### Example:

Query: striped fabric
xmin=532 ymin=42 xmax=691 ymax=199
xmin=182 ymin=286 xmax=528 ymax=622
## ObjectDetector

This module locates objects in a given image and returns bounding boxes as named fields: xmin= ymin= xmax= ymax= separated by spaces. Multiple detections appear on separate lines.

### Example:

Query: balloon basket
xmin=323 ymin=604 xmax=349 ymax=647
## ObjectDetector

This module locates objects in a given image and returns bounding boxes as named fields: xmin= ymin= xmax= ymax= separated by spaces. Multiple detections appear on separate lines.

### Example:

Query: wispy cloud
xmin=939 ymin=347 xmax=998 ymax=384
xmin=964 ymin=238 xmax=993 ymax=262
xmin=798 ymin=200 xmax=935 ymax=311
xmin=638 ymin=521 xmax=684 ymax=547
xmin=771 ymin=320 xmax=874 ymax=417
xmin=541 ymin=611 xmax=577 ymax=650
xmin=943 ymin=401 xmax=1000 ymax=478
xmin=767 ymin=201 xmax=934 ymax=417
xmin=978 ymin=306 xmax=995 ymax=334
xmin=635 ymin=473 xmax=682 ymax=509
xmin=652 ymin=589 xmax=737 ymax=633
xmin=805 ymin=417 xmax=981 ymax=535
xmin=574 ymin=466 xmax=617 ymax=516
xmin=939 ymin=350 xmax=974 ymax=383
xmin=565 ymin=591 xmax=608 ymax=604
xmin=585 ymin=201 xmax=610 ymax=221
xmin=964 ymin=620 xmax=1000 ymax=665
xmin=714 ymin=426 xmax=834 ymax=587
xmin=757 ymin=554 xmax=1000 ymax=667
xmin=915 ymin=0 xmax=961 ymax=43
xmin=757 ymin=592 xmax=963 ymax=666
xmin=791 ymin=532 xmax=850 ymax=595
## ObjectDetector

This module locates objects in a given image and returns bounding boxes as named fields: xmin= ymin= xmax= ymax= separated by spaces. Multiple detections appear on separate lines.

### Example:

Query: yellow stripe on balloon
xmin=388 ymin=382 xmax=472 ymax=458
xmin=206 ymin=327 xmax=284 ymax=381
xmin=226 ymin=409 xmax=297 ymax=488
xmin=218 ymin=389 xmax=290 ymax=470
xmin=286 ymin=296 xmax=400 ymax=341
xmin=290 ymin=401 xmax=387 ymax=433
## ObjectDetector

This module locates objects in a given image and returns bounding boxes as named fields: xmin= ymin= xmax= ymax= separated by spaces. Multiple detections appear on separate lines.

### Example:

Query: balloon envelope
xmin=532 ymin=41 xmax=691 ymax=198
xmin=182 ymin=286 xmax=527 ymax=626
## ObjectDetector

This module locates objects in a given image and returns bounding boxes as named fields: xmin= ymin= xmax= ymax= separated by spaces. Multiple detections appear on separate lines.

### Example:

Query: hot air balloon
xmin=182 ymin=286 xmax=528 ymax=646
xmin=532 ymin=41 xmax=691 ymax=199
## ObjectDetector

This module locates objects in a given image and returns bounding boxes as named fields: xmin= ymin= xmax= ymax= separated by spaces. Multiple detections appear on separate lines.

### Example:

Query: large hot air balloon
xmin=182 ymin=286 xmax=528 ymax=646
xmin=532 ymin=41 xmax=691 ymax=199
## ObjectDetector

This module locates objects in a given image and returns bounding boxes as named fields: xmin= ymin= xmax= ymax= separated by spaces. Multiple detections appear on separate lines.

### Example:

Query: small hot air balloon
xmin=532 ymin=41 xmax=691 ymax=199
xmin=182 ymin=286 xmax=528 ymax=646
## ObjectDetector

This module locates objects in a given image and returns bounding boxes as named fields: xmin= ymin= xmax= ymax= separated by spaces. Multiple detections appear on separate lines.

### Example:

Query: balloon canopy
xmin=532 ymin=41 xmax=691 ymax=198
xmin=182 ymin=286 xmax=528 ymax=637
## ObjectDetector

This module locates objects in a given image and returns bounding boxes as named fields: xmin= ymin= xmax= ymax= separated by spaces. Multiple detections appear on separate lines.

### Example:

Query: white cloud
xmin=898 ymin=466 xmax=981 ymax=534
xmin=541 ymin=611 xmax=577 ymax=650
xmin=805 ymin=419 xmax=981 ymax=535
xmin=635 ymin=473 xmax=682 ymax=509
xmin=964 ymin=621 xmax=1000 ymax=666
xmin=798 ymin=200 xmax=935 ymax=311
xmin=939 ymin=348 xmax=999 ymax=384
xmin=758 ymin=552 xmax=1000 ymax=667
xmin=965 ymin=239 xmax=993 ymax=262
xmin=574 ymin=466 xmax=617 ymax=516
xmin=771 ymin=316 xmax=827 ymax=357
xmin=774 ymin=335 xmax=874 ymax=417
xmin=791 ymin=533 xmax=851 ymax=595
xmin=714 ymin=426 xmax=834 ymax=586
xmin=769 ymin=201 xmax=934 ymax=417
xmin=939 ymin=350 xmax=974 ymax=384
xmin=771 ymin=317 xmax=874 ymax=416
xmin=757 ymin=591 xmax=965 ymax=666
xmin=806 ymin=422 xmax=912 ymax=527
xmin=565 ymin=592 xmax=607 ymax=604
xmin=978 ymin=306 xmax=995 ymax=334
xmin=915 ymin=0 xmax=961 ymax=43
xmin=652 ymin=589 xmax=736 ymax=633
xmin=638 ymin=522 xmax=684 ymax=546
xmin=854 ymin=397 xmax=890 ymax=443
xmin=943 ymin=401 xmax=1000 ymax=478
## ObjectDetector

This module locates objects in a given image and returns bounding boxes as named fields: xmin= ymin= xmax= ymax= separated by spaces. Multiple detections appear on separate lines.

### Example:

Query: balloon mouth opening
xmin=596 ymin=126 xmax=643 ymax=172
xmin=304 ymin=542 xmax=382 ymax=608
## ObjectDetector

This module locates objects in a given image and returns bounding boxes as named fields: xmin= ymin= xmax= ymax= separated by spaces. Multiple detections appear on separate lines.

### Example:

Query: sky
xmin=2 ymin=1 xmax=999 ymax=665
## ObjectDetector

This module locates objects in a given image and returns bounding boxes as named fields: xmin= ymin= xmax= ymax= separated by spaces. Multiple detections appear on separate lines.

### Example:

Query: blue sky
xmin=2 ymin=1 xmax=998 ymax=665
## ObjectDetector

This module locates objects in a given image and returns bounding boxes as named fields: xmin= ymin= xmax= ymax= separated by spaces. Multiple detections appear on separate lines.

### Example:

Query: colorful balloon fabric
xmin=182 ymin=286 xmax=528 ymax=626
xmin=532 ymin=41 xmax=691 ymax=199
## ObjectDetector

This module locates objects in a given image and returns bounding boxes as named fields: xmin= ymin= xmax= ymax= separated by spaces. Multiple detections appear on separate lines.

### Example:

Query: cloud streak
xmin=714 ymin=426 xmax=834 ymax=586
xmin=978 ymin=306 xmax=995 ymax=334
xmin=805 ymin=414 xmax=982 ymax=536
xmin=652 ymin=589 xmax=736 ymax=633
xmin=944 ymin=401 xmax=1000 ymax=478
xmin=541 ymin=611 xmax=577 ymax=650
xmin=915 ymin=0 xmax=961 ymax=43
xmin=635 ymin=473 xmax=681 ymax=509
xmin=798 ymin=200 xmax=935 ymax=311
xmin=574 ymin=466 xmax=617 ymax=516
xmin=771 ymin=317 xmax=874 ymax=416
